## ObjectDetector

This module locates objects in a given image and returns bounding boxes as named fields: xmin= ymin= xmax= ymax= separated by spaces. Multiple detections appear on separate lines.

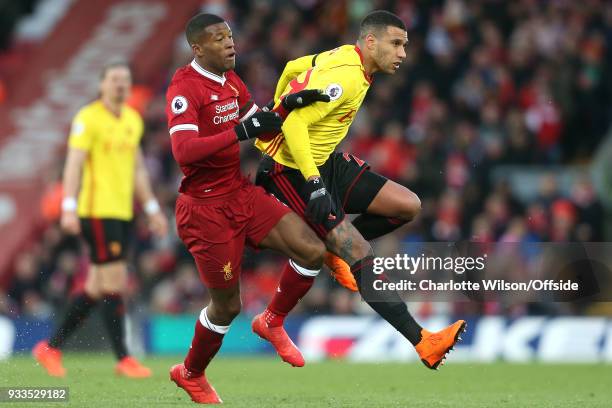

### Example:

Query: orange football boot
xmin=32 ymin=340 xmax=66 ymax=377
xmin=170 ymin=363 xmax=222 ymax=404
xmin=252 ymin=313 xmax=305 ymax=367
xmin=415 ymin=320 xmax=467 ymax=370
xmin=325 ymin=252 xmax=358 ymax=292
xmin=115 ymin=356 xmax=152 ymax=378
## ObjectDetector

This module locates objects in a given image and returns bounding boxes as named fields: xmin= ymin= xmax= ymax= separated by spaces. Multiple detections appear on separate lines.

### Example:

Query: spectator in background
xmin=9 ymin=252 xmax=44 ymax=313
xmin=571 ymin=177 xmax=604 ymax=241
xmin=0 ymin=0 xmax=38 ymax=50
xmin=0 ymin=79 xmax=6 ymax=105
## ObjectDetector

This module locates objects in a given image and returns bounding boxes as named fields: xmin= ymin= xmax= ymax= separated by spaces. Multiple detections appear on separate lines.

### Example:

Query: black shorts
xmin=256 ymin=152 xmax=388 ymax=238
xmin=80 ymin=218 xmax=131 ymax=264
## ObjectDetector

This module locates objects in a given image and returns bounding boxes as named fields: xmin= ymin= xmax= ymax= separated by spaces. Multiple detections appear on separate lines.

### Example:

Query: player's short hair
xmin=99 ymin=59 xmax=131 ymax=80
xmin=185 ymin=13 xmax=225 ymax=45
xmin=359 ymin=10 xmax=406 ymax=38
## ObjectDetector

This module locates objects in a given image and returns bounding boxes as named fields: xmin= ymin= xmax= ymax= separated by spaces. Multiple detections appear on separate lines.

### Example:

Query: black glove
xmin=282 ymin=89 xmax=331 ymax=110
xmin=235 ymin=111 xmax=282 ymax=141
xmin=262 ymin=100 xmax=275 ymax=112
xmin=304 ymin=176 xmax=333 ymax=224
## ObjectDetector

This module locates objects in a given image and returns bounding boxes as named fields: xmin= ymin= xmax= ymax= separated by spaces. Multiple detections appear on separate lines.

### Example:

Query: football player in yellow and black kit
xmin=254 ymin=11 xmax=466 ymax=370
xmin=33 ymin=61 xmax=168 ymax=378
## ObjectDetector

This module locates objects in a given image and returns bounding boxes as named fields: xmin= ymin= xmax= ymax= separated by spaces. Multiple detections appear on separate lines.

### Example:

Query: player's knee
xmin=97 ymin=261 xmax=128 ymax=290
xmin=208 ymin=302 xmax=241 ymax=324
xmin=99 ymin=273 xmax=127 ymax=294
xmin=84 ymin=270 xmax=101 ymax=299
xmin=208 ymin=285 xmax=242 ymax=324
xmin=397 ymin=191 xmax=421 ymax=222
xmin=84 ymin=284 xmax=102 ymax=300
xmin=291 ymin=225 xmax=325 ymax=269
xmin=223 ymin=298 xmax=242 ymax=321
xmin=304 ymin=240 xmax=325 ymax=269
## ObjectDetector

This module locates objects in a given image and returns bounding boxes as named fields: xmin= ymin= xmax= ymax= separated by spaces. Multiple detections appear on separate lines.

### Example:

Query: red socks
xmin=184 ymin=309 xmax=229 ymax=376
xmin=265 ymin=261 xmax=316 ymax=327
xmin=184 ymin=260 xmax=319 ymax=375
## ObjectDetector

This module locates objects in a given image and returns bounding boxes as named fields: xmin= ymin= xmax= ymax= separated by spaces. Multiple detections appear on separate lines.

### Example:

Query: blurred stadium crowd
xmin=1 ymin=0 xmax=611 ymax=320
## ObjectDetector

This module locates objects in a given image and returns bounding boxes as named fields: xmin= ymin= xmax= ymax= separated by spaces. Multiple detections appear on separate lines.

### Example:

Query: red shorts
xmin=175 ymin=183 xmax=291 ymax=288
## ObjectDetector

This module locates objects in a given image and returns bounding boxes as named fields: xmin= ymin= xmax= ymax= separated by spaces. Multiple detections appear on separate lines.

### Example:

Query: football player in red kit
xmin=166 ymin=14 xmax=330 ymax=404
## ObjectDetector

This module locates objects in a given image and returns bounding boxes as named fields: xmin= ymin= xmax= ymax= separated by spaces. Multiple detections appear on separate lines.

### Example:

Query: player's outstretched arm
xmin=257 ymin=89 xmax=330 ymax=142
xmin=282 ymin=89 xmax=331 ymax=111
xmin=171 ymin=111 xmax=282 ymax=166
xmin=263 ymin=89 xmax=330 ymax=115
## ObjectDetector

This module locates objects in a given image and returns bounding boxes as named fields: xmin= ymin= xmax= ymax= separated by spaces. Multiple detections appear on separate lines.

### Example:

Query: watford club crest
xmin=223 ymin=261 xmax=233 ymax=281
xmin=109 ymin=241 xmax=122 ymax=257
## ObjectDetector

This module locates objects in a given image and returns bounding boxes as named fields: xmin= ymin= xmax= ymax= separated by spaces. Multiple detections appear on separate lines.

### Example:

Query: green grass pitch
xmin=0 ymin=354 xmax=610 ymax=407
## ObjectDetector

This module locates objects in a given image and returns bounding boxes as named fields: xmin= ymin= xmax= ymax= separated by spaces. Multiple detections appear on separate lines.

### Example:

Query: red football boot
xmin=115 ymin=356 xmax=152 ymax=378
xmin=32 ymin=340 xmax=66 ymax=377
xmin=170 ymin=363 xmax=222 ymax=404
xmin=251 ymin=313 xmax=305 ymax=367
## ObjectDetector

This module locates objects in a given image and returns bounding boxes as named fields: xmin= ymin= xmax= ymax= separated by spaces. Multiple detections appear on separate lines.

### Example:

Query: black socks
xmin=101 ymin=294 xmax=128 ymax=360
xmin=49 ymin=293 xmax=97 ymax=349
xmin=351 ymin=256 xmax=423 ymax=346
xmin=49 ymin=292 xmax=130 ymax=360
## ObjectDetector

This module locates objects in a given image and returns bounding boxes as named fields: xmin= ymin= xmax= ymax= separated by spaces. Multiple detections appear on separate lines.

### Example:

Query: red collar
xmin=354 ymin=45 xmax=373 ymax=84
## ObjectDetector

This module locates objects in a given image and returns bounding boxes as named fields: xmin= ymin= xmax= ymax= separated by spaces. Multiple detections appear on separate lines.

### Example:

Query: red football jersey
xmin=166 ymin=60 xmax=259 ymax=199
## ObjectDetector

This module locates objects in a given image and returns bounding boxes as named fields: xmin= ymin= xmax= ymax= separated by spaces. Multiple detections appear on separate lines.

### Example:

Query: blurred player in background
xmin=32 ymin=61 xmax=168 ymax=378
xmin=255 ymin=10 xmax=465 ymax=370
xmin=166 ymin=14 xmax=331 ymax=404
